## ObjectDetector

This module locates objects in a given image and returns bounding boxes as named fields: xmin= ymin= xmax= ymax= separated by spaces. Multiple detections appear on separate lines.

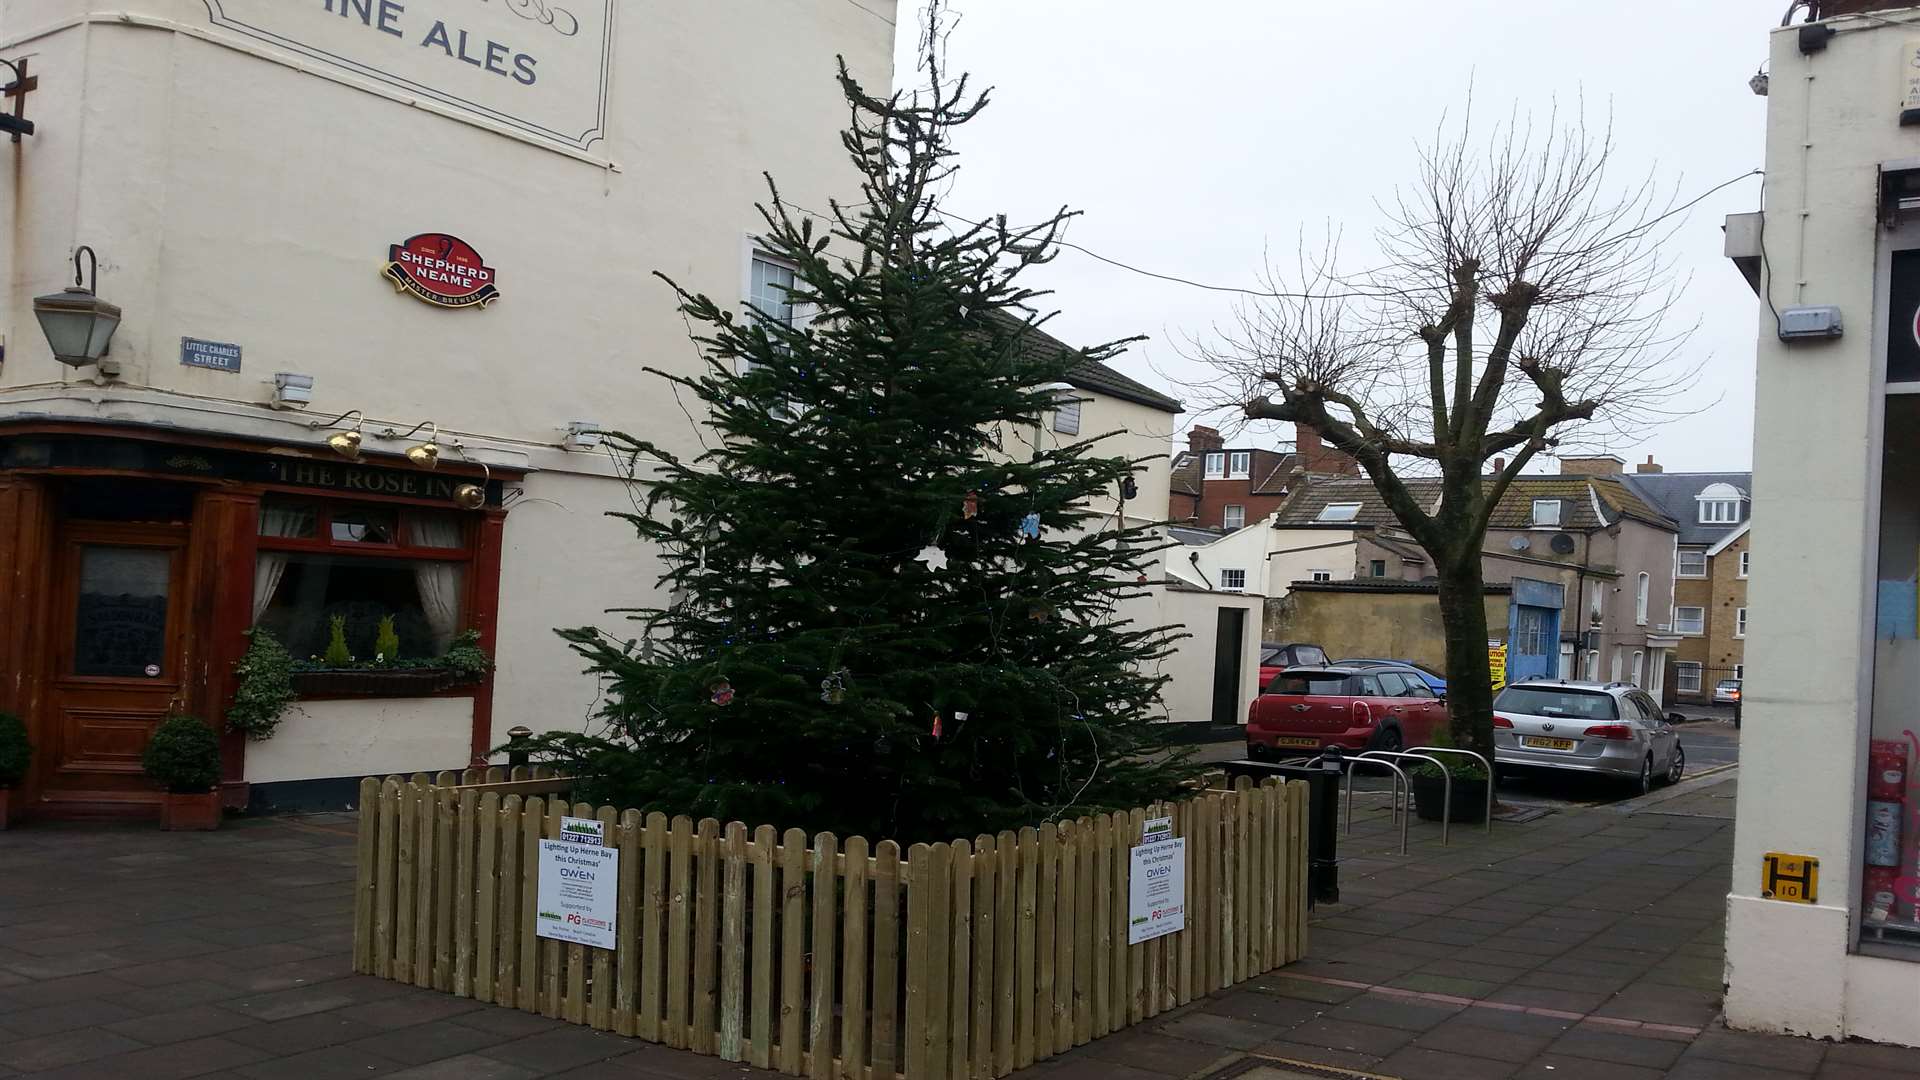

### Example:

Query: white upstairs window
xmin=1227 ymin=451 xmax=1251 ymax=479
xmin=1222 ymin=505 xmax=1246 ymax=530
xmin=1677 ymin=550 xmax=1707 ymax=577
xmin=1532 ymin=499 xmax=1561 ymax=527
xmin=1203 ymin=453 xmax=1225 ymax=479
xmin=1052 ymin=398 xmax=1082 ymax=435
xmin=1219 ymin=568 xmax=1247 ymax=592
xmin=1316 ymin=503 xmax=1361 ymax=523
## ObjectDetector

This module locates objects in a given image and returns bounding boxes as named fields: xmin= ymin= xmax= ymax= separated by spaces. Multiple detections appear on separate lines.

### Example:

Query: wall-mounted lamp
xmin=387 ymin=420 xmax=441 ymax=469
xmin=33 ymin=246 xmax=120 ymax=375
xmin=310 ymin=409 xmax=366 ymax=460
xmin=272 ymin=372 xmax=314 ymax=409
xmin=563 ymin=420 xmax=603 ymax=450
xmin=451 ymin=443 xmax=491 ymax=510
xmin=0 ymin=58 xmax=35 ymax=142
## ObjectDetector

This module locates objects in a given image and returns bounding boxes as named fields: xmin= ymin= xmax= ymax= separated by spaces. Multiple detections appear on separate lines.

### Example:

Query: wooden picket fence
xmin=353 ymin=770 xmax=1309 ymax=1080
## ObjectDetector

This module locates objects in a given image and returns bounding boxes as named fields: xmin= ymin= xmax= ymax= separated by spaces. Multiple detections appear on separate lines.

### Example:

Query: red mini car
xmin=1246 ymin=665 xmax=1448 ymax=758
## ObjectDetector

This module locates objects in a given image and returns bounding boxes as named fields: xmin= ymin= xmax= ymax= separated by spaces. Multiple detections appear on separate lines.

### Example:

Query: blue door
xmin=1506 ymin=578 xmax=1565 ymax=684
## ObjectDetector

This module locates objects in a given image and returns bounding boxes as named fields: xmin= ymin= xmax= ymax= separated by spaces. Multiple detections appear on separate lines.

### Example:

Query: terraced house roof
xmin=1273 ymin=473 xmax=1678 ymax=532
xmin=989 ymin=309 xmax=1182 ymax=413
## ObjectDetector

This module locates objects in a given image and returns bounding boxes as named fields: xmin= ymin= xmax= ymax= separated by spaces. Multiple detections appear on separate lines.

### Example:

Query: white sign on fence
xmin=1128 ymin=835 xmax=1186 ymax=945
xmin=1142 ymin=815 xmax=1173 ymax=844
xmin=536 ymin=838 xmax=619 ymax=949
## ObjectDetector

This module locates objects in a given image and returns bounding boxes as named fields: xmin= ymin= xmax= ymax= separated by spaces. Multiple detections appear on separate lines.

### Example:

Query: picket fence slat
xmin=615 ymin=809 xmax=642 ymax=1037
xmin=806 ymin=830 xmax=837 ymax=1080
xmin=970 ymin=835 xmax=995 ymax=1078
xmin=354 ymin=777 xmax=1314 ymax=1080
xmin=719 ymin=822 xmax=748 ymax=1060
xmin=872 ymin=838 xmax=903 ymax=1077
xmin=779 ymin=827 xmax=807 ymax=1076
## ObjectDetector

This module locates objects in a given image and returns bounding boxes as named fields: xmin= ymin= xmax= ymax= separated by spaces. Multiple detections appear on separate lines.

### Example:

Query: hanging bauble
xmin=1018 ymin=512 xmax=1042 ymax=541
xmin=962 ymin=490 xmax=980 ymax=519
xmin=914 ymin=543 xmax=949 ymax=571
xmin=931 ymin=713 xmax=944 ymax=738
xmin=1029 ymin=601 xmax=1054 ymax=623
xmin=874 ymin=735 xmax=892 ymax=755
xmin=820 ymin=668 xmax=849 ymax=705
xmin=709 ymin=680 xmax=735 ymax=706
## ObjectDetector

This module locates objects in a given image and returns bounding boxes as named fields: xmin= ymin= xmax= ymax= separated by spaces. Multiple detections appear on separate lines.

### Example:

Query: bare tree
xmin=1188 ymin=111 xmax=1697 ymax=763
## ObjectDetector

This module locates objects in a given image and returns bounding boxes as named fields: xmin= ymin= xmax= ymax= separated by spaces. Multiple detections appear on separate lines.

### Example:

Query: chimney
xmin=1558 ymin=455 xmax=1626 ymax=477
xmin=1296 ymin=424 xmax=1359 ymax=477
xmin=1635 ymin=455 xmax=1663 ymax=475
xmin=1187 ymin=426 xmax=1224 ymax=454
xmin=1489 ymin=457 xmax=1506 ymax=476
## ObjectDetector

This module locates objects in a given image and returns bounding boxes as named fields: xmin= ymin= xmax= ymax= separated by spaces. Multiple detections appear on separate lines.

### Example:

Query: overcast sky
xmin=890 ymin=1 xmax=1772 ymax=473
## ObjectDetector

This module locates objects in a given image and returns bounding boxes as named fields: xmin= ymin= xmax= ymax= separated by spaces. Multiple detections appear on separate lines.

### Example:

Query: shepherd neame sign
xmin=204 ymin=1 xmax=614 ymax=151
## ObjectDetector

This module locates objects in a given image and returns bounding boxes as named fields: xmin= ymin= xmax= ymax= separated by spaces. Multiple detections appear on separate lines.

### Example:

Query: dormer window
xmin=1531 ymin=499 xmax=1561 ymax=527
xmin=1316 ymin=502 xmax=1361 ymax=523
xmin=1696 ymin=482 xmax=1745 ymax=525
xmin=1203 ymin=452 xmax=1225 ymax=479
xmin=1227 ymin=451 xmax=1251 ymax=479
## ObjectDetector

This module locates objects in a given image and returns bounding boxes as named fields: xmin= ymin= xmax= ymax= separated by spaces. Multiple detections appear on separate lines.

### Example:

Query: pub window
xmin=253 ymin=497 xmax=471 ymax=662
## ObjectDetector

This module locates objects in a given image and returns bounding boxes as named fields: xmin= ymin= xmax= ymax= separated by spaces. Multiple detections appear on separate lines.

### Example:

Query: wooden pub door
xmin=37 ymin=521 xmax=190 ymax=815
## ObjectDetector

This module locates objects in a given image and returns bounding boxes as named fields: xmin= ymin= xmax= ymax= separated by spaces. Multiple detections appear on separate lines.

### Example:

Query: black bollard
xmin=506 ymin=725 xmax=533 ymax=769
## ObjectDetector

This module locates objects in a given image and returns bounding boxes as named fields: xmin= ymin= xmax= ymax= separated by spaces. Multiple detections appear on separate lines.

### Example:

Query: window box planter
xmin=1409 ymin=771 xmax=1489 ymax=825
xmin=159 ymin=791 xmax=223 ymax=831
xmin=290 ymin=668 xmax=473 ymax=696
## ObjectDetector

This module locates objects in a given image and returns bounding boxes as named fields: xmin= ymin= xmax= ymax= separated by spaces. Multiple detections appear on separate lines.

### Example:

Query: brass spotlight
xmin=310 ymin=410 xmax=366 ymax=461
xmin=451 ymin=447 xmax=491 ymax=510
xmin=394 ymin=420 xmax=441 ymax=470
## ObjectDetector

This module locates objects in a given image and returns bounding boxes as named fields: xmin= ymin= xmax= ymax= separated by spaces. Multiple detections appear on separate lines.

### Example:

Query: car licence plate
xmin=1272 ymin=736 xmax=1320 ymax=749
xmin=1522 ymin=736 xmax=1575 ymax=751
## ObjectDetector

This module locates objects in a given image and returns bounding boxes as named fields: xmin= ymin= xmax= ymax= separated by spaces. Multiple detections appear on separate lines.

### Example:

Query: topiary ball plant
xmin=142 ymin=716 xmax=223 ymax=794
xmin=0 ymin=712 xmax=30 ymax=789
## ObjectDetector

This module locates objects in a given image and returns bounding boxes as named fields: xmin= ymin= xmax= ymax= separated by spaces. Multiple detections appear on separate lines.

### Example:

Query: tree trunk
xmin=1435 ymin=557 xmax=1497 ymax=768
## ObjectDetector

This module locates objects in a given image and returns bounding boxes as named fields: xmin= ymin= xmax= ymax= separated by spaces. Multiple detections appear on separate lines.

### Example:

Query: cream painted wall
xmin=1725 ymin=12 xmax=1919 ymax=1045
xmin=1267 ymin=527 xmax=1360 ymax=596
xmin=0 ymin=1 xmax=898 ymax=476
xmin=245 ymin=697 xmax=474 ymax=783
xmin=1156 ymin=588 xmax=1263 ymax=726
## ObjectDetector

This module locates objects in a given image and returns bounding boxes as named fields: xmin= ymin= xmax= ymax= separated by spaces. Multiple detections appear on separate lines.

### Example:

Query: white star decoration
xmin=915 ymin=544 xmax=949 ymax=571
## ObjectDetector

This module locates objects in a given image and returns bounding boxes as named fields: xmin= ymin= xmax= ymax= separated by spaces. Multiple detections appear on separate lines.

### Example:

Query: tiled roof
xmin=1170 ymin=453 xmax=1200 ymax=495
xmin=1271 ymin=477 xmax=1442 ymax=527
xmin=1287 ymin=579 xmax=1513 ymax=594
xmin=1273 ymin=473 xmax=1678 ymax=533
xmin=1620 ymin=471 xmax=1753 ymax=546
xmin=990 ymin=310 xmax=1182 ymax=413
xmin=1252 ymin=454 xmax=1300 ymax=495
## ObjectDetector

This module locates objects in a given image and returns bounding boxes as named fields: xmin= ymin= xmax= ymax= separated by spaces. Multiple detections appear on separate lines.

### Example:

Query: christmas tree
xmin=527 ymin=41 xmax=1194 ymax=843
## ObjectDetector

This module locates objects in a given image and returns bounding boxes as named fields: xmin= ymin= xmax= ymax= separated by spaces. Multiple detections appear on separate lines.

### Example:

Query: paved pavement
xmin=0 ymin=764 xmax=1910 ymax=1079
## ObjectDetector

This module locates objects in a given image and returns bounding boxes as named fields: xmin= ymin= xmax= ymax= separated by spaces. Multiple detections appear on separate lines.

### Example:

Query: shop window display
xmin=1868 ymin=394 xmax=1920 ymax=955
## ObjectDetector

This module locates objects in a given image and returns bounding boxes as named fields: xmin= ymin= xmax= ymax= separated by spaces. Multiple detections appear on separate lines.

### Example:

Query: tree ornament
xmin=915 ymin=543 xmax=949 ymax=571
xmin=931 ymin=713 xmax=943 ymax=738
xmin=1018 ymin=512 xmax=1041 ymax=540
xmin=709 ymin=680 xmax=735 ymax=706
xmin=1029 ymin=601 xmax=1053 ymax=623
xmin=962 ymin=490 xmax=980 ymax=519
xmin=820 ymin=668 xmax=849 ymax=704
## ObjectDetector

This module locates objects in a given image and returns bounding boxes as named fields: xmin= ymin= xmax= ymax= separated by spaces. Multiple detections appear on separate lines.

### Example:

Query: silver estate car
xmin=1493 ymin=681 xmax=1685 ymax=796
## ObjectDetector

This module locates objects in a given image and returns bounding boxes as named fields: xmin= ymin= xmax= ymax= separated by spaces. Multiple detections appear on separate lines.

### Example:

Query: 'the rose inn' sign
xmin=204 ymin=0 xmax=614 ymax=152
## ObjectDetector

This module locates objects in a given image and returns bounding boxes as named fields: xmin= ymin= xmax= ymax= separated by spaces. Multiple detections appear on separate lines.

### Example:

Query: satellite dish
xmin=1550 ymin=533 xmax=1577 ymax=555
xmin=1508 ymin=535 xmax=1530 ymax=551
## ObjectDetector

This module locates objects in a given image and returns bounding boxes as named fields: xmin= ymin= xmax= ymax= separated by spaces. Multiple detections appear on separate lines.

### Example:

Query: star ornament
xmin=915 ymin=543 xmax=949 ymax=571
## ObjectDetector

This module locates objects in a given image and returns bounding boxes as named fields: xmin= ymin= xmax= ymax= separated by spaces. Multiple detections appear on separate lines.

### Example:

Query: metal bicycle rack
xmin=1335 ymin=755 xmax=1412 ymax=855
xmin=1357 ymin=750 xmax=1454 ymax=845
xmin=1406 ymin=746 xmax=1494 ymax=836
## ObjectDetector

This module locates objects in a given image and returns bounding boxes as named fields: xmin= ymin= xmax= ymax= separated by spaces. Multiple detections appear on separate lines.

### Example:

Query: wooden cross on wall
xmin=3 ymin=58 xmax=38 ymax=144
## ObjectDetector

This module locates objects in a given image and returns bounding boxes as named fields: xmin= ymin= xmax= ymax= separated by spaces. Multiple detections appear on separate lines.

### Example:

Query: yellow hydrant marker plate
xmin=1761 ymin=852 xmax=1819 ymax=904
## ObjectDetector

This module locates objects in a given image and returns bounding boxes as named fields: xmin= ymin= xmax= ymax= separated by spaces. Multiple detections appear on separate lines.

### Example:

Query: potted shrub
xmin=0 ymin=711 xmax=30 ymax=829
xmin=142 ymin=715 xmax=224 ymax=830
xmin=1407 ymin=756 xmax=1491 ymax=825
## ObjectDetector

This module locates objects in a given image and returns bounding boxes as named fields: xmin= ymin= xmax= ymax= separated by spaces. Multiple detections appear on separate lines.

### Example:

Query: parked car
xmin=1713 ymin=679 xmax=1741 ymax=706
xmin=1258 ymin=642 xmax=1329 ymax=690
xmin=1246 ymin=665 xmax=1447 ymax=759
xmin=1335 ymin=657 xmax=1448 ymax=695
xmin=1493 ymin=681 xmax=1684 ymax=796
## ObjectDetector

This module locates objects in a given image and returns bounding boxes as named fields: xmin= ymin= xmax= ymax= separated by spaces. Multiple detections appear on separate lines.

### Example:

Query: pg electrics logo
xmin=384 ymin=233 xmax=500 ymax=310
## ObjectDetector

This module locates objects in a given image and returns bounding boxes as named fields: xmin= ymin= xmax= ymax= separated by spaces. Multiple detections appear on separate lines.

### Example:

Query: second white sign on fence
xmin=536 ymin=836 xmax=619 ymax=949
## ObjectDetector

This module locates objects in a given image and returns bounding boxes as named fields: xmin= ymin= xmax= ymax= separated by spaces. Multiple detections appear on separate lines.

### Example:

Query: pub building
xmin=0 ymin=0 xmax=899 ymax=818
